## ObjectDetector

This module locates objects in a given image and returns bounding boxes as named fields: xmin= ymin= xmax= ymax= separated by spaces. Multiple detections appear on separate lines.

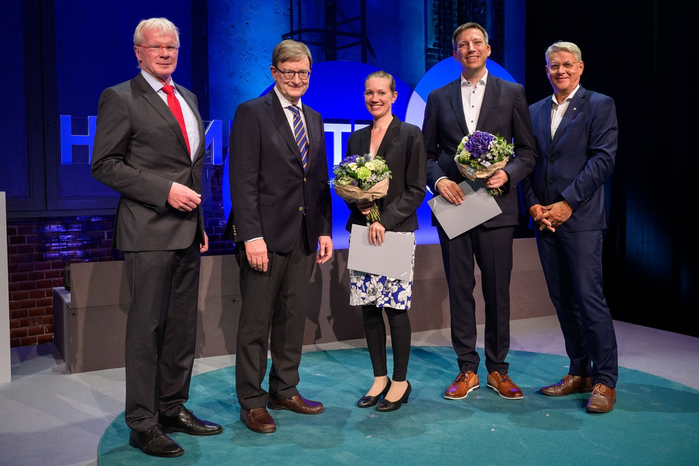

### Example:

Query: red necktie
xmin=162 ymin=85 xmax=191 ymax=154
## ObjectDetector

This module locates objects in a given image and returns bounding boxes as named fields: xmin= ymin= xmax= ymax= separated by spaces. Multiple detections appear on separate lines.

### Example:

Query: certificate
xmin=347 ymin=224 xmax=414 ymax=281
xmin=428 ymin=180 xmax=502 ymax=239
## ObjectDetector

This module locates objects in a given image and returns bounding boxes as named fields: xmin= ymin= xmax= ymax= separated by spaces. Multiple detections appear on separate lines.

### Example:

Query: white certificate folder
xmin=347 ymin=224 xmax=414 ymax=281
xmin=428 ymin=180 xmax=502 ymax=239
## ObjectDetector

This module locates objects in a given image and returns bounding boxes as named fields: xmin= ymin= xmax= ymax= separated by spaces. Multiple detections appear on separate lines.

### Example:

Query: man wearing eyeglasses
xmin=91 ymin=18 xmax=222 ymax=457
xmin=226 ymin=39 xmax=333 ymax=434
xmin=521 ymin=41 xmax=619 ymax=413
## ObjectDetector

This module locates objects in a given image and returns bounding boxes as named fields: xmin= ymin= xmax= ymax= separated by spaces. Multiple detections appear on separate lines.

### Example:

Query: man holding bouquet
xmin=521 ymin=41 xmax=618 ymax=413
xmin=423 ymin=22 xmax=537 ymax=401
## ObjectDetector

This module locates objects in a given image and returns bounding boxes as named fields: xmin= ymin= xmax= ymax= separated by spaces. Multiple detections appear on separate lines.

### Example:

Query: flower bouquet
xmin=330 ymin=153 xmax=391 ymax=222
xmin=454 ymin=131 xmax=514 ymax=195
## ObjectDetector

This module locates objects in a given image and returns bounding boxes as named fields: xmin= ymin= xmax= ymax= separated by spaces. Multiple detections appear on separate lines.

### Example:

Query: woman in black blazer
xmin=345 ymin=71 xmax=426 ymax=411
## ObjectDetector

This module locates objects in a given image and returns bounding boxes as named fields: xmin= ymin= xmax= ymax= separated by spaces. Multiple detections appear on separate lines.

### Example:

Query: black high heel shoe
xmin=357 ymin=380 xmax=391 ymax=408
xmin=377 ymin=381 xmax=411 ymax=412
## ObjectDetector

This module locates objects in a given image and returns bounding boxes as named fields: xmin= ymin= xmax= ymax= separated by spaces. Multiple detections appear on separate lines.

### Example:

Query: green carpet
xmin=98 ymin=347 xmax=699 ymax=465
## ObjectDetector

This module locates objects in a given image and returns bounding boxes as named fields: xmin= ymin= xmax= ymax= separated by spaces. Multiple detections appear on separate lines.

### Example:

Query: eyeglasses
xmin=547 ymin=62 xmax=578 ymax=72
xmin=274 ymin=67 xmax=311 ymax=80
xmin=139 ymin=44 xmax=180 ymax=55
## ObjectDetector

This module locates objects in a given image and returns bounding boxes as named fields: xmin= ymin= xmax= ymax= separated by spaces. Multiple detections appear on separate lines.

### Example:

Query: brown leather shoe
xmin=444 ymin=371 xmax=480 ymax=400
xmin=240 ymin=407 xmax=276 ymax=433
xmin=586 ymin=383 xmax=616 ymax=413
xmin=487 ymin=371 xmax=524 ymax=399
xmin=541 ymin=375 xmax=593 ymax=396
xmin=267 ymin=394 xmax=324 ymax=415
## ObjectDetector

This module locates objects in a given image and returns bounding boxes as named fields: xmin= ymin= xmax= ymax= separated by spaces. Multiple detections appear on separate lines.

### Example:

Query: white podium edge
xmin=1 ymin=192 xmax=11 ymax=383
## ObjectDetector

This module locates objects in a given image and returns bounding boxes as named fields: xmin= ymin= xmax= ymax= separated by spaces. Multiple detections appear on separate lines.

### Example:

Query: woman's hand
xmin=368 ymin=221 xmax=386 ymax=246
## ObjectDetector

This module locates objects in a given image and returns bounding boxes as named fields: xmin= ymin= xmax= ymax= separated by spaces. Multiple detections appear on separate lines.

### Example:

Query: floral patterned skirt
xmin=349 ymin=232 xmax=415 ymax=310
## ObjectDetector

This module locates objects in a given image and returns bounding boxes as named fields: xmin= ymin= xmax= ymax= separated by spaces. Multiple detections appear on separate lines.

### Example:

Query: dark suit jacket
xmin=423 ymin=74 xmax=537 ymax=227
xmin=344 ymin=116 xmax=426 ymax=232
xmin=520 ymin=86 xmax=617 ymax=231
xmin=91 ymin=73 xmax=206 ymax=252
xmin=227 ymin=90 xmax=332 ymax=253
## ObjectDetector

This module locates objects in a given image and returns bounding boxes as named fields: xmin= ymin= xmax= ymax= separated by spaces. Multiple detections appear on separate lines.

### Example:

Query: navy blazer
xmin=227 ymin=90 xmax=332 ymax=253
xmin=344 ymin=116 xmax=427 ymax=233
xmin=423 ymin=75 xmax=537 ymax=228
xmin=520 ymin=86 xmax=617 ymax=232
xmin=91 ymin=73 xmax=206 ymax=252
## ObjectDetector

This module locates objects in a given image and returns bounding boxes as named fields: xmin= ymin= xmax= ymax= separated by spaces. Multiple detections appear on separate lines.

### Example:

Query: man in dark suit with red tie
xmin=227 ymin=40 xmax=333 ymax=434
xmin=423 ymin=22 xmax=537 ymax=401
xmin=92 ymin=17 xmax=222 ymax=458
xmin=521 ymin=41 xmax=618 ymax=413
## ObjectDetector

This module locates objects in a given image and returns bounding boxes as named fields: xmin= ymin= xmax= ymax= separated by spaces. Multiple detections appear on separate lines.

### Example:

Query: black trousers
xmin=437 ymin=223 xmax=514 ymax=374
xmin=123 ymin=239 xmax=200 ymax=432
xmin=362 ymin=306 xmax=412 ymax=381
xmin=235 ymin=222 xmax=315 ymax=410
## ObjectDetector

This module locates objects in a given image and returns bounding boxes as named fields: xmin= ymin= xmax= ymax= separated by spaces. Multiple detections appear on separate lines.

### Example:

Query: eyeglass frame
xmin=546 ymin=61 xmax=580 ymax=72
xmin=273 ymin=66 xmax=312 ymax=80
xmin=138 ymin=44 xmax=180 ymax=55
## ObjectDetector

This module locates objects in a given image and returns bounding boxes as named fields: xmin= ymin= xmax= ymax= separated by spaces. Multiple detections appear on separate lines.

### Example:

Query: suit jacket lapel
xmin=551 ymin=85 xmax=587 ymax=149
xmin=375 ymin=116 xmax=400 ymax=159
xmin=135 ymin=74 xmax=191 ymax=159
xmin=266 ymin=91 xmax=304 ymax=168
xmin=448 ymin=78 xmax=469 ymax=137
xmin=176 ymin=83 xmax=205 ymax=162
xmin=478 ymin=75 xmax=499 ymax=131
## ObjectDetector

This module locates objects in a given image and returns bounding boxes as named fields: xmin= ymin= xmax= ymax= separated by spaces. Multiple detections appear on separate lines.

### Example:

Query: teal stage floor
xmin=98 ymin=347 xmax=699 ymax=465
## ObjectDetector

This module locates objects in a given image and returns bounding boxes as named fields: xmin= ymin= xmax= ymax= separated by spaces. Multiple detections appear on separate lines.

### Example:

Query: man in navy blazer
xmin=227 ymin=40 xmax=333 ymax=434
xmin=92 ymin=18 xmax=222 ymax=458
xmin=520 ymin=41 xmax=618 ymax=413
xmin=423 ymin=22 xmax=537 ymax=401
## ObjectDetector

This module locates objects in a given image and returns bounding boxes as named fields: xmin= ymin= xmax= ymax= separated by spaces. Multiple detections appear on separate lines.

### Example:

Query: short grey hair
xmin=133 ymin=18 xmax=180 ymax=46
xmin=272 ymin=40 xmax=313 ymax=67
xmin=545 ymin=41 xmax=582 ymax=62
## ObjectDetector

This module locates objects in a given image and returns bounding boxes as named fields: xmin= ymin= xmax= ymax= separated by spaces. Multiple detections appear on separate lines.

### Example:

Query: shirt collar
xmin=551 ymin=84 xmax=581 ymax=106
xmin=140 ymin=70 xmax=174 ymax=93
xmin=273 ymin=85 xmax=303 ymax=110
xmin=461 ymin=69 xmax=489 ymax=87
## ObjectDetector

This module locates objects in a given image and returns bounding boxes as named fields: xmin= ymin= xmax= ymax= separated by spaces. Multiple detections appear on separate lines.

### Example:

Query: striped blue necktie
xmin=289 ymin=105 xmax=308 ymax=172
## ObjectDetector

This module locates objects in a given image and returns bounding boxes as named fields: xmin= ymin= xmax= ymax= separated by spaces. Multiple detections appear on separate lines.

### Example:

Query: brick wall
xmin=5 ymin=169 xmax=232 ymax=348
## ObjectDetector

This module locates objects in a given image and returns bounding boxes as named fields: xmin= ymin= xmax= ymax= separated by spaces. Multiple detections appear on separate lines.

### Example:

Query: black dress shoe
xmin=357 ymin=380 xmax=392 ymax=408
xmin=161 ymin=409 xmax=223 ymax=436
xmin=129 ymin=426 xmax=184 ymax=458
xmin=377 ymin=381 xmax=411 ymax=412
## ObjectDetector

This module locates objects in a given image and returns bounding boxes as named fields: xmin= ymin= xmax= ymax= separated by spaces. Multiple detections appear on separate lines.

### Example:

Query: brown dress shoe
xmin=444 ymin=371 xmax=480 ymax=400
xmin=541 ymin=375 xmax=593 ymax=396
xmin=586 ymin=383 xmax=616 ymax=413
xmin=241 ymin=407 xmax=276 ymax=433
xmin=268 ymin=394 xmax=324 ymax=414
xmin=487 ymin=371 xmax=524 ymax=399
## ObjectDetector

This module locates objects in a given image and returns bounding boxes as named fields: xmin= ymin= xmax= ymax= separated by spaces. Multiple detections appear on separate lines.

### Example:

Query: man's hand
xmin=531 ymin=200 xmax=573 ymax=231
xmin=485 ymin=170 xmax=509 ymax=190
xmin=167 ymin=182 xmax=201 ymax=212
xmin=529 ymin=204 xmax=555 ymax=232
xmin=245 ymin=238 xmax=269 ymax=272
xmin=200 ymin=232 xmax=209 ymax=253
xmin=436 ymin=179 xmax=465 ymax=205
xmin=317 ymin=235 xmax=333 ymax=264
xmin=368 ymin=222 xmax=386 ymax=246
xmin=542 ymin=200 xmax=573 ymax=229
